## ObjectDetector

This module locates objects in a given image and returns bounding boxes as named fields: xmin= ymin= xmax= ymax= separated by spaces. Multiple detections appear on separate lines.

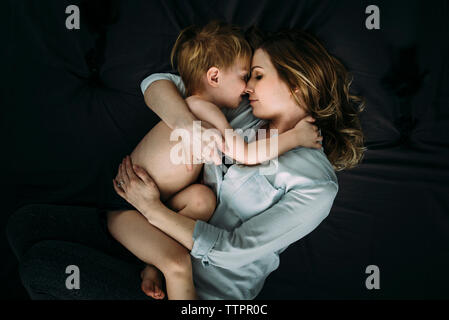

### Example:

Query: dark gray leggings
xmin=6 ymin=204 xmax=152 ymax=300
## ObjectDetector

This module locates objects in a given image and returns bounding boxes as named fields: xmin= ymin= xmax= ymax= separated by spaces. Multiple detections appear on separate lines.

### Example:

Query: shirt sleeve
xmin=140 ymin=73 xmax=186 ymax=97
xmin=190 ymin=180 xmax=338 ymax=269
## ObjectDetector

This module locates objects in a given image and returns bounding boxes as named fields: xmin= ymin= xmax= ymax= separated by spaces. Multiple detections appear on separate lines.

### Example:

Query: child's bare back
xmin=130 ymin=119 xmax=203 ymax=203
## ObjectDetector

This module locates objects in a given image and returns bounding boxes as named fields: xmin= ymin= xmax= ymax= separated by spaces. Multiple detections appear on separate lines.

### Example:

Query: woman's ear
xmin=292 ymin=87 xmax=307 ymax=109
xmin=206 ymin=67 xmax=220 ymax=88
xmin=289 ymin=87 xmax=300 ymax=98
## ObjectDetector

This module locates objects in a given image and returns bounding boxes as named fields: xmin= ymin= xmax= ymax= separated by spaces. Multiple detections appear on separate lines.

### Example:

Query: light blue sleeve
xmin=140 ymin=73 xmax=186 ymax=97
xmin=190 ymin=180 xmax=338 ymax=269
xmin=140 ymin=73 xmax=258 ymax=127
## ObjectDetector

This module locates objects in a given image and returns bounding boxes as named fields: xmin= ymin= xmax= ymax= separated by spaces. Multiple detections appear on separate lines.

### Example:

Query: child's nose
xmin=244 ymin=86 xmax=254 ymax=94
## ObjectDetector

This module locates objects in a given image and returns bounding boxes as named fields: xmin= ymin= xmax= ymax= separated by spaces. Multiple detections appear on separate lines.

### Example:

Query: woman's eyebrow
xmin=250 ymin=66 xmax=263 ymax=71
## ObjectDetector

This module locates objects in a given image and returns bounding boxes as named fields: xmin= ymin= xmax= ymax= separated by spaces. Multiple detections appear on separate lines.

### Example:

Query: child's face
xmin=215 ymin=57 xmax=250 ymax=109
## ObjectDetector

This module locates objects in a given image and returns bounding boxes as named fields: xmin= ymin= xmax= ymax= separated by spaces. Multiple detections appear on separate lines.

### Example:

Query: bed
xmin=2 ymin=0 xmax=448 ymax=299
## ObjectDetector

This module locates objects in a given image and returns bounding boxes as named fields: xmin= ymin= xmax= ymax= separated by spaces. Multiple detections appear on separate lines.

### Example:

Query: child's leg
xmin=108 ymin=184 xmax=216 ymax=299
xmin=165 ymin=183 xmax=217 ymax=222
xmin=107 ymin=209 xmax=197 ymax=300
xmin=139 ymin=183 xmax=216 ymax=298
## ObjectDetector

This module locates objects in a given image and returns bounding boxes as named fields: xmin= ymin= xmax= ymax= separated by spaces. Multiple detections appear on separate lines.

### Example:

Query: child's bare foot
xmin=140 ymin=265 xmax=165 ymax=299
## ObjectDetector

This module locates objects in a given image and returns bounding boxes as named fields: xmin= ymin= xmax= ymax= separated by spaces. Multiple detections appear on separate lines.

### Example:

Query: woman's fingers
xmin=186 ymin=154 xmax=193 ymax=171
xmin=202 ymin=143 xmax=221 ymax=165
xmin=211 ymin=133 xmax=225 ymax=164
xmin=113 ymin=179 xmax=127 ymax=199
xmin=114 ymin=166 xmax=120 ymax=183
xmin=120 ymin=158 xmax=130 ymax=186
xmin=117 ymin=163 xmax=127 ymax=190
xmin=199 ymin=125 xmax=222 ymax=164
xmin=200 ymin=145 xmax=210 ymax=163
xmin=211 ymin=145 xmax=221 ymax=165
xmin=208 ymin=145 xmax=217 ymax=164
xmin=124 ymin=156 xmax=140 ymax=183
xmin=210 ymin=146 xmax=221 ymax=166
xmin=202 ymin=144 xmax=214 ymax=163
xmin=182 ymin=143 xmax=193 ymax=171
xmin=133 ymin=165 xmax=155 ymax=185
xmin=205 ymin=132 xmax=224 ymax=165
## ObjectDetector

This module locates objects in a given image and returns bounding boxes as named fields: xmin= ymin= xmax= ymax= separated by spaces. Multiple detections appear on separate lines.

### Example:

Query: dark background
xmin=2 ymin=0 xmax=448 ymax=299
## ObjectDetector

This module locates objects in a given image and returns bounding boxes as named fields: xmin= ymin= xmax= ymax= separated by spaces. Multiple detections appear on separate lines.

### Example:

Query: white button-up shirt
xmin=141 ymin=74 xmax=338 ymax=299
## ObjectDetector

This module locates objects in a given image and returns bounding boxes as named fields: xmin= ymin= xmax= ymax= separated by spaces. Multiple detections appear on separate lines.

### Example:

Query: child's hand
xmin=293 ymin=115 xmax=323 ymax=149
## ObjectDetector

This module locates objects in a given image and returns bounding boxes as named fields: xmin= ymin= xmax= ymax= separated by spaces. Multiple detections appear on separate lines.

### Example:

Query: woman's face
xmin=245 ymin=49 xmax=305 ymax=120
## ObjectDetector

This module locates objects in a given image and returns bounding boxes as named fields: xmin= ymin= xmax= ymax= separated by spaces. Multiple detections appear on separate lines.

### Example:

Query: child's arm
xmin=185 ymin=96 xmax=233 ymax=134
xmin=222 ymin=116 xmax=322 ymax=165
xmin=185 ymin=97 xmax=322 ymax=165
xmin=184 ymin=96 xmax=231 ymax=159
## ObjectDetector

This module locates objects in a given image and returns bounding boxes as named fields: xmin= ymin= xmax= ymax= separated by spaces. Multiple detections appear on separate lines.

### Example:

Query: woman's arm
xmin=188 ymin=181 xmax=337 ymax=268
xmin=114 ymin=156 xmax=196 ymax=249
xmin=150 ymin=181 xmax=337 ymax=268
xmin=141 ymin=74 xmax=223 ymax=167
xmin=115 ymin=156 xmax=337 ymax=268
xmin=143 ymin=78 xmax=195 ymax=130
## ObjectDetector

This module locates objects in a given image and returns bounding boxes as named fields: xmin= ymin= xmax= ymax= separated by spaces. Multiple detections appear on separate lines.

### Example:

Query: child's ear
xmin=206 ymin=67 xmax=220 ymax=87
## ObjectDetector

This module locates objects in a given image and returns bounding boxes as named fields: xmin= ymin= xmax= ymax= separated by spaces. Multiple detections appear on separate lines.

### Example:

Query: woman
xmin=7 ymin=27 xmax=365 ymax=300
xmin=113 ymin=28 xmax=366 ymax=299
xmin=105 ymin=21 xmax=322 ymax=300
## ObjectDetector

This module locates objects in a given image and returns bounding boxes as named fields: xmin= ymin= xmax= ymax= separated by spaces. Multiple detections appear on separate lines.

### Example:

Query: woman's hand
xmin=293 ymin=115 xmax=323 ymax=149
xmin=113 ymin=155 xmax=162 ymax=214
xmin=174 ymin=117 xmax=224 ymax=171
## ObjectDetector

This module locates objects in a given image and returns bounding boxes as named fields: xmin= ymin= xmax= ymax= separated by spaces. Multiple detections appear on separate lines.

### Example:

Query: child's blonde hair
xmin=170 ymin=21 xmax=252 ymax=96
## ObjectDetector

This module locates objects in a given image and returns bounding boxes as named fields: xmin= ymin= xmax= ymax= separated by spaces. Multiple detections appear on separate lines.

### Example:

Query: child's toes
xmin=141 ymin=279 xmax=155 ymax=298
xmin=154 ymin=285 xmax=165 ymax=300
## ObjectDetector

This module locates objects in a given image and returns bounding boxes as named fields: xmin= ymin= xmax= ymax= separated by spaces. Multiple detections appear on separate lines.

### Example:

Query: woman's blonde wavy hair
xmin=249 ymin=29 xmax=367 ymax=171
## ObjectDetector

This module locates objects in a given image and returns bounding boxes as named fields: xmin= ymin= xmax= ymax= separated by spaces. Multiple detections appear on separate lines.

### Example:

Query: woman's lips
xmin=249 ymin=99 xmax=258 ymax=104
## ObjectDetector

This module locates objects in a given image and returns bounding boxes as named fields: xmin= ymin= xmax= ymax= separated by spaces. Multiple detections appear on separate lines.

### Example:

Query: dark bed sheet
xmin=2 ymin=0 xmax=448 ymax=299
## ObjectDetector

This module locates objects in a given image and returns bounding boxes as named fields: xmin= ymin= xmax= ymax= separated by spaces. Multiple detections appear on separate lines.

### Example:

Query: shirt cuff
xmin=140 ymin=74 xmax=160 ymax=95
xmin=191 ymin=220 xmax=221 ymax=267
xmin=140 ymin=73 xmax=171 ymax=95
